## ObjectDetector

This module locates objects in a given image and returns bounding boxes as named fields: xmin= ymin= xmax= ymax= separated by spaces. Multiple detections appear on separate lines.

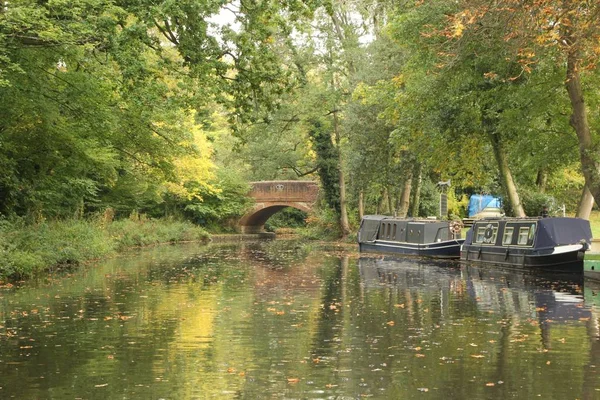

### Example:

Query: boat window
xmin=517 ymin=227 xmax=530 ymax=245
xmin=528 ymin=223 xmax=536 ymax=242
xmin=475 ymin=223 xmax=498 ymax=244
xmin=487 ymin=226 xmax=498 ymax=244
xmin=392 ymin=224 xmax=397 ymax=240
xmin=503 ymin=227 xmax=514 ymax=245
xmin=386 ymin=223 xmax=391 ymax=239
xmin=475 ymin=226 xmax=486 ymax=243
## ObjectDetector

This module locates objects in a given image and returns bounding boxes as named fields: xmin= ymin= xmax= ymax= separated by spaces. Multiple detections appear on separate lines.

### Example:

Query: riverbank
xmin=0 ymin=218 xmax=210 ymax=280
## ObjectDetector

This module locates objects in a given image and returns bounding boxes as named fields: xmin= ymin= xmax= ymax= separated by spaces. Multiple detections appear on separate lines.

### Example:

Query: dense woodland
xmin=2 ymin=0 xmax=600 ymax=253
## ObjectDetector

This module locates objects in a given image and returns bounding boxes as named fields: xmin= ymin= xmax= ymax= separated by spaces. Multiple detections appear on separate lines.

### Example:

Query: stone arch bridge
xmin=239 ymin=181 xmax=319 ymax=233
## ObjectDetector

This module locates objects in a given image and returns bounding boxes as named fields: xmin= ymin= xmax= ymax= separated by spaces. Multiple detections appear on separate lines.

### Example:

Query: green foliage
xmin=0 ymin=217 xmax=209 ymax=279
xmin=183 ymin=169 xmax=253 ymax=231
xmin=546 ymin=166 xmax=586 ymax=213
xmin=264 ymin=207 xmax=308 ymax=232
xmin=307 ymin=118 xmax=341 ymax=214
xmin=0 ymin=218 xmax=114 ymax=278
xmin=107 ymin=219 xmax=209 ymax=250
xmin=417 ymin=179 xmax=440 ymax=218
xmin=0 ymin=0 xmax=318 ymax=228
xmin=298 ymin=207 xmax=342 ymax=240
xmin=504 ymin=188 xmax=556 ymax=218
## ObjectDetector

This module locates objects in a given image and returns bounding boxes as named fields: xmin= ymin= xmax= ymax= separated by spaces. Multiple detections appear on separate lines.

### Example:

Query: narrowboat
xmin=460 ymin=217 xmax=592 ymax=271
xmin=357 ymin=215 xmax=464 ymax=259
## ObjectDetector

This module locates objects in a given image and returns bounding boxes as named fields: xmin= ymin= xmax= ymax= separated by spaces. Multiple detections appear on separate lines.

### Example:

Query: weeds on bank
xmin=0 ymin=217 xmax=209 ymax=279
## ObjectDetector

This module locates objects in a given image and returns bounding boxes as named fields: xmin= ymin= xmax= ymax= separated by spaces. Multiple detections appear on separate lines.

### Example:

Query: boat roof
xmin=469 ymin=217 xmax=592 ymax=247
xmin=361 ymin=215 xmax=445 ymax=223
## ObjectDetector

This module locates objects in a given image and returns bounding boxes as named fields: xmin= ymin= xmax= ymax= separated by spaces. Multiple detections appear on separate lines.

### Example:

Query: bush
xmin=108 ymin=219 xmax=209 ymax=250
xmin=264 ymin=207 xmax=308 ymax=232
xmin=0 ymin=217 xmax=210 ymax=280
xmin=418 ymin=179 xmax=440 ymax=218
xmin=504 ymin=188 xmax=556 ymax=217
xmin=298 ymin=207 xmax=342 ymax=240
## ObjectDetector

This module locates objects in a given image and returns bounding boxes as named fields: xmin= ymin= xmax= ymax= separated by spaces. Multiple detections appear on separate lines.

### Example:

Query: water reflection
xmin=0 ymin=242 xmax=599 ymax=399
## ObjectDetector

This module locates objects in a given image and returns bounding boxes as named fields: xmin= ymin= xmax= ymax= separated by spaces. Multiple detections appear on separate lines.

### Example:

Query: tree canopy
xmin=2 ymin=0 xmax=599 ymax=230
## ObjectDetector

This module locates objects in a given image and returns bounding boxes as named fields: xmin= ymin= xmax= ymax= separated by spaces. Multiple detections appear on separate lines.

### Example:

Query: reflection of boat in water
xmin=358 ymin=215 xmax=464 ymax=259
xmin=460 ymin=217 xmax=592 ymax=271
xmin=358 ymin=256 xmax=588 ymax=323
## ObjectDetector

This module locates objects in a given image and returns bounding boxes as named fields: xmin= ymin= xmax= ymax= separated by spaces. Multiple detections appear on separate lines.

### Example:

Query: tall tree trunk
xmin=386 ymin=185 xmax=393 ymax=216
xmin=488 ymin=132 xmax=525 ymax=217
xmin=334 ymin=111 xmax=350 ymax=237
xmin=398 ymin=172 xmax=413 ymax=218
xmin=379 ymin=187 xmax=389 ymax=214
xmin=564 ymin=47 xmax=600 ymax=204
xmin=358 ymin=189 xmax=364 ymax=220
xmin=409 ymin=164 xmax=422 ymax=217
xmin=576 ymin=185 xmax=594 ymax=220
xmin=536 ymin=168 xmax=548 ymax=193
xmin=560 ymin=16 xmax=600 ymax=207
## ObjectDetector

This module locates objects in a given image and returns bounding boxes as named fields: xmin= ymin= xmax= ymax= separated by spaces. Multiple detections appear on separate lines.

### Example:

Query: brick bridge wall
xmin=239 ymin=181 xmax=319 ymax=233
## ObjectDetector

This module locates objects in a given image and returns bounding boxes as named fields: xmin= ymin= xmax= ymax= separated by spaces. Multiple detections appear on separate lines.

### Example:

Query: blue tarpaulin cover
xmin=468 ymin=195 xmax=502 ymax=217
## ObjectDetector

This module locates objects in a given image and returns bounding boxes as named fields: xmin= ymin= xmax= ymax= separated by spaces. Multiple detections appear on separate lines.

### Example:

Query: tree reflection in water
xmin=0 ymin=241 xmax=599 ymax=399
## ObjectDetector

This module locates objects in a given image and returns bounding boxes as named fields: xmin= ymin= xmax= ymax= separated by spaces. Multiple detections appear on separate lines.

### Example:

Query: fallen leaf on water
xmin=485 ymin=382 xmax=495 ymax=387
xmin=394 ymin=304 xmax=405 ymax=308
xmin=417 ymin=388 xmax=429 ymax=392
xmin=94 ymin=384 xmax=108 ymax=388
xmin=471 ymin=354 xmax=485 ymax=358
xmin=227 ymin=367 xmax=236 ymax=373
xmin=287 ymin=378 xmax=300 ymax=384
xmin=386 ymin=321 xmax=395 ymax=326
xmin=415 ymin=354 xmax=426 ymax=358
xmin=546 ymin=361 xmax=551 ymax=365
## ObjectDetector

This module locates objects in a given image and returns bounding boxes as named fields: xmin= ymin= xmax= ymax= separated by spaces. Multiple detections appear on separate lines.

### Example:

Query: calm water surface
xmin=1 ymin=239 xmax=600 ymax=399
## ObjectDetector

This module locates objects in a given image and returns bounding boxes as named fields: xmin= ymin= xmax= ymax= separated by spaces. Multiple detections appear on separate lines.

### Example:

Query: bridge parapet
xmin=239 ymin=181 xmax=320 ymax=233
xmin=250 ymin=181 xmax=319 ymax=203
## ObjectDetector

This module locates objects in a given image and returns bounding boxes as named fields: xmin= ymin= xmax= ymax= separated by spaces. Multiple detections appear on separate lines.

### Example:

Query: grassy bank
xmin=0 ymin=218 xmax=209 ymax=280
xmin=589 ymin=211 xmax=600 ymax=238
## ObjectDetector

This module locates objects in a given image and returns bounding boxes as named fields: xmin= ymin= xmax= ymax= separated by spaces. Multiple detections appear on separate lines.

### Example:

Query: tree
xmin=446 ymin=0 xmax=600 ymax=213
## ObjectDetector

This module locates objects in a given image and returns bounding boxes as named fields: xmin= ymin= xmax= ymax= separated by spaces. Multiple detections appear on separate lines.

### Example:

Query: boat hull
xmin=360 ymin=239 xmax=464 ymax=259
xmin=461 ymin=245 xmax=585 ymax=272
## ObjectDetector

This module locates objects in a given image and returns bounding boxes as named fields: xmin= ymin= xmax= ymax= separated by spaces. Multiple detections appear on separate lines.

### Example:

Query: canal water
xmin=1 ymin=239 xmax=600 ymax=399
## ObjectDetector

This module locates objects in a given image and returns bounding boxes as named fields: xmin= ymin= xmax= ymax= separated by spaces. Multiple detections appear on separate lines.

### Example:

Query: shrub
xmin=0 ymin=217 xmax=209 ymax=279
xmin=298 ymin=207 xmax=342 ymax=240
xmin=264 ymin=207 xmax=308 ymax=232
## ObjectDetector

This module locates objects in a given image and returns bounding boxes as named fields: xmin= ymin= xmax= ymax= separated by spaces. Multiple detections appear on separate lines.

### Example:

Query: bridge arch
xmin=239 ymin=181 xmax=319 ymax=234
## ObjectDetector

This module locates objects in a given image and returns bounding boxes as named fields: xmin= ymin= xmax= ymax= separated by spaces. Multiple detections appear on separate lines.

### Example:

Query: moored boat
xmin=357 ymin=215 xmax=464 ymax=259
xmin=460 ymin=217 xmax=592 ymax=271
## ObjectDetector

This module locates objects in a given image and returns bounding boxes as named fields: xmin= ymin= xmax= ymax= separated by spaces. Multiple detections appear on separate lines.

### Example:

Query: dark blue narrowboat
xmin=460 ymin=217 xmax=592 ymax=271
xmin=358 ymin=215 xmax=464 ymax=259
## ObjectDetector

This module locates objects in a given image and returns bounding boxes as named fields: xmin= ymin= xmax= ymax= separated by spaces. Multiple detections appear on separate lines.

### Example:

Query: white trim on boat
xmin=373 ymin=240 xmax=462 ymax=251
xmin=551 ymin=244 xmax=584 ymax=254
